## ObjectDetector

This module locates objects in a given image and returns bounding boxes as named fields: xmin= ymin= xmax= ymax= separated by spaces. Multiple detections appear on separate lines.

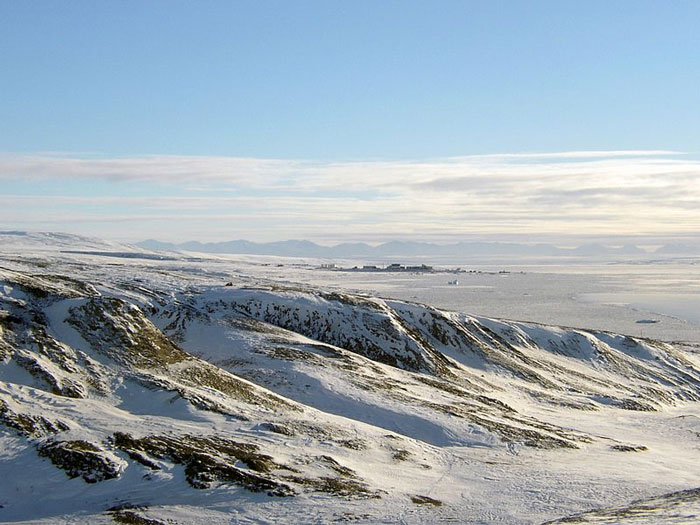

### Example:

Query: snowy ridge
xmin=1 ymin=247 xmax=699 ymax=523
xmin=177 ymin=285 xmax=700 ymax=413
xmin=0 ymin=231 xmax=141 ymax=253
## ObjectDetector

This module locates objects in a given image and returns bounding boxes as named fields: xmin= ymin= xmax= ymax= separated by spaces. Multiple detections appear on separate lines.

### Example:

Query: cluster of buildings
xmin=320 ymin=262 xmax=435 ymax=273
xmin=361 ymin=263 xmax=434 ymax=272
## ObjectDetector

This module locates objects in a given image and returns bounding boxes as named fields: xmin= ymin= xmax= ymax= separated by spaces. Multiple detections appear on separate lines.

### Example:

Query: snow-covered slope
xmin=1 ymin=243 xmax=699 ymax=523
xmin=0 ymin=231 xmax=142 ymax=253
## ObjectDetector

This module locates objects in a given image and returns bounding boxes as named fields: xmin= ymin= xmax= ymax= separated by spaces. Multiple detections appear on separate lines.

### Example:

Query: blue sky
xmin=1 ymin=1 xmax=699 ymax=243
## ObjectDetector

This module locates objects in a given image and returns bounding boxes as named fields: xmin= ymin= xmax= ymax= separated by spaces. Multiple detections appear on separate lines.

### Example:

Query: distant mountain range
xmin=1 ymin=232 xmax=696 ymax=259
xmin=136 ymin=238 xmax=700 ymax=259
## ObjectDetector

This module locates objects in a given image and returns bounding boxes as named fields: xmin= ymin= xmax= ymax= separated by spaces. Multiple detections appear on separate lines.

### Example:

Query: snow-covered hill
xmin=0 ymin=231 xmax=141 ymax=253
xmin=1 ymin=239 xmax=699 ymax=523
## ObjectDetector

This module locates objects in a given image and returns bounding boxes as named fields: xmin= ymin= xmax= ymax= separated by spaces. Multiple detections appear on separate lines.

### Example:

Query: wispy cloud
xmin=1 ymin=150 xmax=699 ymax=242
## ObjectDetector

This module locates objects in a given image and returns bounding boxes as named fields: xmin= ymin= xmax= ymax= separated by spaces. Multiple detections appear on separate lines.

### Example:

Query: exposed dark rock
xmin=113 ymin=432 xmax=294 ymax=495
xmin=0 ymin=399 xmax=69 ymax=437
xmin=411 ymin=495 xmax=443 ymax=506
xmin=38 ymin=440 xmax=122 ymax=483
xmin=611 ymin=444 xmax=648 ymax=452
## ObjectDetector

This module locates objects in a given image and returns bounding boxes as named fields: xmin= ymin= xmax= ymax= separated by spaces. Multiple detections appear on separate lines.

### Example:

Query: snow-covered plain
xmin=0 ymin=232 xmax=699 ymax=524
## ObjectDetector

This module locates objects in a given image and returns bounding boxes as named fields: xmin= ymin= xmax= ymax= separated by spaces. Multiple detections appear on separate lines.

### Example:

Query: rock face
xmin=37 ymin=440 xmax=124 ymax=483
xmin=1 ymin=252 xmax=700 ymax=523
xmin=113 ymin=432 xmax=296 ymax=495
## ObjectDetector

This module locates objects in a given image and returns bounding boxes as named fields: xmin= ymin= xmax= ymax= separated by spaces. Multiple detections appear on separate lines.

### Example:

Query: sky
xmin=1 ymin=1 xmax=699 ymax=244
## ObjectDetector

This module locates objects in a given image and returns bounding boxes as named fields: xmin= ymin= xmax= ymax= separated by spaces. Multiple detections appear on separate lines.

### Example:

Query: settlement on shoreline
xmin=318 ymin=262 xmax=515 ymax=275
